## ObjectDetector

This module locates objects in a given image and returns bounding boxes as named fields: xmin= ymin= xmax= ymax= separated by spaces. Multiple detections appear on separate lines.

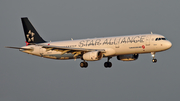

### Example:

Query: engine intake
xmin=117 ymin=54 xmax=139 ymax=61
xmin=82 ymin=51 xmax=103 ymax=61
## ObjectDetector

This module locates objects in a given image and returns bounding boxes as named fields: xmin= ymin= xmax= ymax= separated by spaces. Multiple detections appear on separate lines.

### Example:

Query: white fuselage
xmin=21 ymin=34 xmax=172 ymax=60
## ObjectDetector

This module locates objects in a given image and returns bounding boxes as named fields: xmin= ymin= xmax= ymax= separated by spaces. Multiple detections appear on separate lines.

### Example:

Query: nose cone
xmin=165 ymin=41 xmax=172 ymax=49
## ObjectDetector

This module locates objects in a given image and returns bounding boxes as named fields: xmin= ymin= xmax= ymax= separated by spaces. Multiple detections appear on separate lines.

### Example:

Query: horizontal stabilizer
xmin=5 ymin=46 xmax=32 ymax=50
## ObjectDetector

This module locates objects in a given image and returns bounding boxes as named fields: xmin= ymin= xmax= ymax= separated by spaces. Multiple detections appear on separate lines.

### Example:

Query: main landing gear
xmin=151 ymin=52 xmax=157 ymax=63
xmin=80 ymin=60 xmax=88 ymax=68
xmin=80 ymin=57 xmax=113 ymax=68
xmin=104 ymin=57 xmax=112 ymax=68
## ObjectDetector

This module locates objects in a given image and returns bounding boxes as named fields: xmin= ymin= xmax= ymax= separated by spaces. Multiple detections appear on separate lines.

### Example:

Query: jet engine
xmin=117 ymin=54 xmax=139 ymax=61
xmin=82 ymin=51 xmax=103 ymax=61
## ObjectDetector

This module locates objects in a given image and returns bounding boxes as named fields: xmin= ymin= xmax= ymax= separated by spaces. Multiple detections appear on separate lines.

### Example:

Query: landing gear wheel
xmin=80 ymin=62 xmax=84 ymax=67
xmin=152 ymin=59 xmax=157 ymax=63
xmin=104 ymin=57 xmax=112 ymax=68
xmin=80 ymin=62 xmax=88 ymax=68
xmin=104 ymin=62 xmax=112 ymax=68
xmin=104 ymin=62 xmax=108 ymax=67
xmin=84 ymin=62 xmax=88 ymax=67
xmin=151 ymin=52 xmax=157 ymax=63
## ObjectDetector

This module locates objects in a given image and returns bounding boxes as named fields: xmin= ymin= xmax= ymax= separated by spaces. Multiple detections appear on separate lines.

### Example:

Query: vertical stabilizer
xmin=21 ymin=17 xmax=46 ymax=44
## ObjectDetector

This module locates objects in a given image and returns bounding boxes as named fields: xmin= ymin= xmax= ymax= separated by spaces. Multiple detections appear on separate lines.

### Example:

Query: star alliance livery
xmin=6 ymin=17 xmax=172 ymax=68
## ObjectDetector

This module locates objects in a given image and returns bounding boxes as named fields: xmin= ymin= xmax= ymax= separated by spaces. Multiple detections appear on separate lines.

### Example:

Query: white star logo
xmin=26 ymin=30 xmax=35 ymax=42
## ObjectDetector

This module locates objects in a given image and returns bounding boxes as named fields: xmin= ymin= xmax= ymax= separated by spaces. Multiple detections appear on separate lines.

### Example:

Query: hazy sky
xmin=1 ymin=0 xmax=180 ymax=101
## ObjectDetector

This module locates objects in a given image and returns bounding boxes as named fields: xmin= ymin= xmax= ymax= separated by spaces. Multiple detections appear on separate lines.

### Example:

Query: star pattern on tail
xmin=26 ymin=30 xmax=35 ymax=42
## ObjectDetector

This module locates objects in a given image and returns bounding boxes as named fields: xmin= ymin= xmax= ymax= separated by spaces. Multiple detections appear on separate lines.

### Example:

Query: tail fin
xmin=21 ymin=17 xmax=46 ymax=44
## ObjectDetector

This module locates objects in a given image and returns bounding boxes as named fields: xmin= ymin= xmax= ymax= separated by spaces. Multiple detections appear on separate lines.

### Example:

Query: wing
xmin=39 ymin=44 xmax=106 ymax=58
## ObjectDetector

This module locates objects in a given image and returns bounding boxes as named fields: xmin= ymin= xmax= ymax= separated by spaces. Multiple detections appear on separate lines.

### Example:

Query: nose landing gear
xmin=151 ymin=52 xmax=157 ymax=63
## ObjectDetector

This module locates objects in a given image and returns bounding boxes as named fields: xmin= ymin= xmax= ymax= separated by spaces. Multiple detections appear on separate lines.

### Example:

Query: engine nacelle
xmin=117 ymin=54 xmax=139 ymax=61
xmin=82 ymin=51 xmax=103 ymax=61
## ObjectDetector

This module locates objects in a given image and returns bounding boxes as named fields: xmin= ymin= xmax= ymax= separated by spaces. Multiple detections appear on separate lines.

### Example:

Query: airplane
xmin=6 ymin=17 xmax=172 ymax=68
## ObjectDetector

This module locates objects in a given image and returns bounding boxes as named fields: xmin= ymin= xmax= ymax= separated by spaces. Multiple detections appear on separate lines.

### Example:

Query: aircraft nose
xmin=166 ymin=41 xmax=172 ymax=49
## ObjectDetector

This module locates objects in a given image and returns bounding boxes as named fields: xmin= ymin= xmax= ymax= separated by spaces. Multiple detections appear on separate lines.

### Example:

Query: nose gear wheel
xmin=151 ymin=52 xmax=157 ymax=63
xmin=152 ymin=59 xmax=157 ymax=63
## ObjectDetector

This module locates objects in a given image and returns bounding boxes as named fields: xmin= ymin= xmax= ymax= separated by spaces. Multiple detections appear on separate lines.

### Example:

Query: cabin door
xmin=146 ymin=35 xmax=151 ymax=46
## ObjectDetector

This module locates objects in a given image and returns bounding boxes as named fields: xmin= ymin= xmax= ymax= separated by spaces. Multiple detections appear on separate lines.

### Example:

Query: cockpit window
xmin=155 ymin=37 xmax=166 ymax=41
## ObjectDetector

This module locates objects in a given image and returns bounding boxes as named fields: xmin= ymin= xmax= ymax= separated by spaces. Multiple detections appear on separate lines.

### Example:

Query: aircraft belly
xmin=43 ymin=53 xmax=76 ymax=60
